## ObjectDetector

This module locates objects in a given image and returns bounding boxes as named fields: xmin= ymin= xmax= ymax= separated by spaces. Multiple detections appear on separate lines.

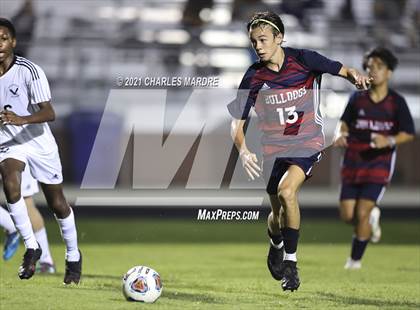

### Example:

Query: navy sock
xmin=281 ymin=227 xmax=299 ymax=254
xmin=350 ymin=237 xmax=369 ymax=260
xmin=268 ymin=229 xmax=283 ymax=245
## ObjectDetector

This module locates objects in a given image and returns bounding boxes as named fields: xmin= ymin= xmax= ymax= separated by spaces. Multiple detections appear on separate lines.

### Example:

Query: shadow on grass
xmin=163 ymin=289 xmax=223 ymax=304
xmin=316 ymin=292 xmax=420 ymax=309
xmin=41 ymin=273 xmax=122 ymax=281
xmin=81 ymin=273 xmax=122 ymax=281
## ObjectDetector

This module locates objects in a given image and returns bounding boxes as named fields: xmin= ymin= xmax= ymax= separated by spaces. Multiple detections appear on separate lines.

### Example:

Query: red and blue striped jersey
xmin=340 ymin=89 xmax=415 ymax=184
xmin=228 ymin=47 xmax=342 ymax=159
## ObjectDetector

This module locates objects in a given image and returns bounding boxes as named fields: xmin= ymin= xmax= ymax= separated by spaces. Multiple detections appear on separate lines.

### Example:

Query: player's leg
xmin=40 ymin=183 xmax=81 ymax=284
xmin=25 ymin=197 xmax=56 ymax=273
xmin=339 ymin=200 xmax=357 ymax=225
xmin=345 ymin=198 xmax=375 ymax=269
xmin=346 ymin=199 xmax=375 ymax=270
xmin=341 ymin=199 xmax=363 ymax=269
xmin=345 ymin=183 xmax=384 ymax=269
xmin=369 ymin=205 xmax=381 ymax=243
xmin=264 ymin=158 xmax=286 ymax=280
xmin=0 ymin=158 xmax=41 ymax=279
xmin=266 ymin=194 xmax=285 ymax=280
xmin=276 ymin=165 xmax=305 ymax=291
xmin=0 ymin=205 xmax=20 ymax=260
xmin=339 ymin=182 xmax=358 ymax=224
xmin=29 ymin=146 xmax=82 ymax=284
xmin=368 ymin=186 xmax=385 ymax=244
xmin=339 ymin=183 xmax=364 ymax=269
xmin=21 ymin=166 xmax=56 ymax=273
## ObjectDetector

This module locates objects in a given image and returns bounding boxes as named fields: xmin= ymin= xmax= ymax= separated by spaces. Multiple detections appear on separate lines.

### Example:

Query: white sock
xmin=284 ymin=252 xmax=297 ymax=262
xmin=34 ymin=228 xmax=54 ymax=265
xmin=56 ymin=208 xmax=80 ymax=262
xmin=7 ymin=198 xmax=38 ymax=249
xmin=0 ymin=206 xmax=17 ymax=234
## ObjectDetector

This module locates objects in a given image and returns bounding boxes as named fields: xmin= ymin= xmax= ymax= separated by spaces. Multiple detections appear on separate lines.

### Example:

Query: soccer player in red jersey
xmin=228 ymin=11 xmax=371 ymax=291
xmin=334 ymin=47 xmax=415 ymax=269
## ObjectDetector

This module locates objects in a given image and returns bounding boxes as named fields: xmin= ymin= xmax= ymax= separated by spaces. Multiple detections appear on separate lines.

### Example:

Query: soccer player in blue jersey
xmin=334 ymin=47 xmax=415 ymax=269
xmin=228 ymin=11 xmax=371 ymax=291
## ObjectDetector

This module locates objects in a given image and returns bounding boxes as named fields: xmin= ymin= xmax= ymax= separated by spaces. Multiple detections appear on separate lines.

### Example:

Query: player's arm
xmin=338 ymin=66 xmax=372 ymax=90
xmin=0 ymin=101 xmax=55 ymax=126
xmin=300 ymin=50 xmax=371 ymax=90
xmin=371 ymin=131 xmax=414 ymax=149
xmin=371 ymin=97 xmax=415 ymax=149
xmin=333 ymin=121 xmax=349 ymax=148
xmin=231 ymin=118 xmax=260 ymax=180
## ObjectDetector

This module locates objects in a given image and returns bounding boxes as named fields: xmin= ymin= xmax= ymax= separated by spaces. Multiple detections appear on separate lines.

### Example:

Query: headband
xmin=250 ymin=19 xmax=281 ymax=33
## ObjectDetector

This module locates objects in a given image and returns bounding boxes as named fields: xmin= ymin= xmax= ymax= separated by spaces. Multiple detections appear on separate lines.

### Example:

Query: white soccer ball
xmin=122 ymin=266 xmax=163 ymax=303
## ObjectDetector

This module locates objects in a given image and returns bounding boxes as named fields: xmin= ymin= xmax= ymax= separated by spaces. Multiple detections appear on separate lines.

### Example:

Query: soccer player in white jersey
xmin=0 ymin=18 xmax=81 ymax=284
xmin=1 ymin=166 xmax=56 ymax=273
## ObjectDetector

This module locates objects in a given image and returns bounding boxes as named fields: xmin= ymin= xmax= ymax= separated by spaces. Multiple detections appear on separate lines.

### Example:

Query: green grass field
xmin=1 ymin=219 xmax=419 ymax=309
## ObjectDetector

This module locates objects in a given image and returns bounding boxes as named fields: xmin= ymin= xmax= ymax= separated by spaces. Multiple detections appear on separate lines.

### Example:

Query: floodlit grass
xmin=1 ymin=219 xmax=419 ymax=309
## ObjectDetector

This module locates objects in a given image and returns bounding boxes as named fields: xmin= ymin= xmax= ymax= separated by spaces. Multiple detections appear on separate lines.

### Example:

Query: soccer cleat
xmin=267 ymin=241 xmax=284 ymax=280
xmin=18 ymin=246 xmax=42 ymax=279
xmin=64 ymin=250 xmax=82 ymax=285
xmin=3 ymin=231 xmax=20 ymax=260
xmin=370 ymin=206 xmax=382 ymax=243
xmin=280 ymin=260 xmax=300 ymax=291
xmin=344 ymin=257 xmax=362 ymax=270
xmin=36 ymin=262 xmax=56 ymax=274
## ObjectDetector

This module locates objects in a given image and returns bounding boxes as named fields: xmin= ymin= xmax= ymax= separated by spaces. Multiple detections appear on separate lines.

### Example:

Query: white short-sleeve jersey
xmin=0 ymin=56 xmax=58 ymax=152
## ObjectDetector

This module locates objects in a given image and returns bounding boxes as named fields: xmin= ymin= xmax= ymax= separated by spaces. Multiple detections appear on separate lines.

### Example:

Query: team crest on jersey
xmin=131 ymin=277 xmax=149 ymax=293
xmin=8 ymin=84 xmax=19 ymax=97
xmin=358 ymin=109 xmax=366 ymax=116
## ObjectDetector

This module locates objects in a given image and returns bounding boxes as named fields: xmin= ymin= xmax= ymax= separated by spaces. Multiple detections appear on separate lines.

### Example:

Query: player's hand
xmin=239 ymin=150 xmax=261 ymax=180
xmin=370 ymin=133 xmax=391 ymax=149
xmin=333 ymin=133 xmax=348 ymax=148
xmin=0 ymin=110 xmax=27 ymax=126
xmin=348 ymin=68 xmax=373 ymax=90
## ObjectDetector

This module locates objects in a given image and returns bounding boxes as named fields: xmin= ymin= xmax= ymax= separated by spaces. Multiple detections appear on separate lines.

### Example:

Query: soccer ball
xmin=122 ymin=266 xmax=163 ymax=303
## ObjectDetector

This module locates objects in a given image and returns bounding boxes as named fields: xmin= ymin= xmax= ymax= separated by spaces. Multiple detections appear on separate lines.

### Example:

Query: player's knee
xmin=3 ymin=179 xmax=21 ymax=203
xmin=277 ymin=184 xmax=296 ymax=205
xmin=340 ymin=209 xmax=354 ymax=223
xmin=356 ymin=209 xmax=370 ymax=222
xmin=48 ymin=198 xmax=70 ymax=218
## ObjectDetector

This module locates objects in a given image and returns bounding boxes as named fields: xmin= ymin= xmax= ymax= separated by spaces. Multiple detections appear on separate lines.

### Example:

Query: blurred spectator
xmin=405 ymin=0 xmax=420 ymax=47
xmin=280 ymin=0 xmax=324 ymax=30
xmin=11 ymin=0 xmax=36 ymax=57
xmin=340 ymin=0 xmax=354 ymax=22
xmin=374 ymin=0 xmax=406 ymax=24
xmin=231 ymin=0 xmax=267 ymax=22
xmin=373 ymin=0 xmax=407 ymax=45
xmin=182 ymin=0 xmax=214 ymax=28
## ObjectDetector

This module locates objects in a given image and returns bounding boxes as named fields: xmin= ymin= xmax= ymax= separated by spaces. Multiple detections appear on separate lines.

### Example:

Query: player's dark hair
xmin=247 ymin=11 xmax=284 ymax=36
xmin=0 ymin=18 xmax=16 ymax=39
xmin=363 ymin=47 xmax=398 ymax=71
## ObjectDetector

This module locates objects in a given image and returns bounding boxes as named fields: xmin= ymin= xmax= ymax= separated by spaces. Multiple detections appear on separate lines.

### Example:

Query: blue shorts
xmin=263 ymin=153 xmax=322 ymax=195
xmin=340 ymin=183 xmax=386 ymax=204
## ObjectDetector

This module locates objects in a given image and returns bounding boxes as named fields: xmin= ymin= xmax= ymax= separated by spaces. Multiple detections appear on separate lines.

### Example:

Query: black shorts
xmin=263 ymin=152 xmax=322 ymax=195
xmin=340 ymin=183 xmax=386 ymax=204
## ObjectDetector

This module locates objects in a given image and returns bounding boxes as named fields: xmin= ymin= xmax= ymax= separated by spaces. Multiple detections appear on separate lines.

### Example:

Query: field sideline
xmin=1 ymin=219 xmax=419 ymax=309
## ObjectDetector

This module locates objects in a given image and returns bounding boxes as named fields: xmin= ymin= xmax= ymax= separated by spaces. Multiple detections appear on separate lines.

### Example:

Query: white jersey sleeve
xmin=27 ymin=63 xmax=51 ymax=104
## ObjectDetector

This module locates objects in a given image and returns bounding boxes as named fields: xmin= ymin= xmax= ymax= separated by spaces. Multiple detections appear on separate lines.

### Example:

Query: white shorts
xmin=0 ymin=144 xmax=63 ymax=185
xmin=21 ymin=165 xmax=39 ymax=197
